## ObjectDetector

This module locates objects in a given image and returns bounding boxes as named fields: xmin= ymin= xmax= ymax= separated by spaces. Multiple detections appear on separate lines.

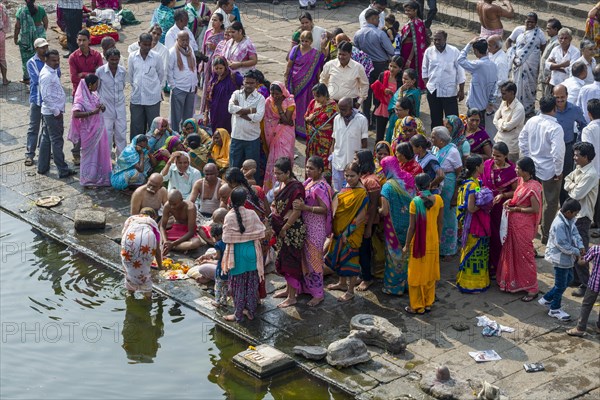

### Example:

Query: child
xmin=222 ymin=187 xmax=266 ymax=322
xmin=540 ymin=199 xmax=585 ymax=321
xmin=383 ymin=14 xmax=399 ymax=42
xmin=242 ymin=159 xmax=257 ymax=186
xmin=209 ymin=224 xmax=228 ymax=307
xmin=567 ymin=245 xmax=600 ymax=336
xmin=197 ymin=207 xmax=228 ymax=245
xmin=371 ymin=55 xmax=403 ymax=142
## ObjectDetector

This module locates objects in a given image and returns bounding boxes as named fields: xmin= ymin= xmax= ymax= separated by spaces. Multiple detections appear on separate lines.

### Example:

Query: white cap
xmin=34 ymin=38 xmax=49 ymax=48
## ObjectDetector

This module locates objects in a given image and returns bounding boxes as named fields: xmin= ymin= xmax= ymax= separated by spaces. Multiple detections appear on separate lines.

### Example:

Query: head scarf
xmin=446 ymin=115 xmax=465 ymax=148
xmin=380 ymin=156 xmax=416 ymax=193
xmin=162 ymin=135 xmax=183 ymax=153
xmin=270 ymin=80 xmax=293 ymax=99
xmin=68 ymin=79 xmax=102 ymax=145
xmin=146 ymin=116 xmax=167 ymax=136
xmin=401 ymin=116 xmax=418 ymax=132
xmin=211 ymin=128 xmax=231 ymax=168
xmin=112 ymin=134 xmax=148 ymax=182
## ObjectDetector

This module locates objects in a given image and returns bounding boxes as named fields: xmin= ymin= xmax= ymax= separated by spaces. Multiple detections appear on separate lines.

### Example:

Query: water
xmin=0 ymin=212 xmax=349 ymax=400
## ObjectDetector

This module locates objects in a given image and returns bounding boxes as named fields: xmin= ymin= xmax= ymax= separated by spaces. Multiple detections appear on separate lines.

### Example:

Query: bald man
xmin=131 ymin=173 xmax=168 ymax=216
xmin=476 ymin=0 xmax=514 ymax=38
xmin=189 ymin=163 xmax=222 ymax=218
xmin=160 ymin=189 xmax=203 ymax=255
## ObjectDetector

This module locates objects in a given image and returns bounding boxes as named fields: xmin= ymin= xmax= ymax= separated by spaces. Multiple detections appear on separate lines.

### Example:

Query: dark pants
xmin=416 ymin=0 xmax=438 ymax=28
xmin=427 ymin=90 xmax=459 ymax=130
xmin=541 ymin=178 xmax=562 ymax=244
xmin=375 ymin=115 xmax=388 ymax=143
xmin=130 ymin=102 xmax=161 ymax=141
xmin=572 ymin=217 xmax=591 ymax=288
xmin=229 ymin=137 xmax=261 ymax=173
xmin=542 ymin=266 xmax=574 ymax=310
xmin=576 ymin=287 xmax=600 ymax=331
xmin=25 ymin=103 xmax=42 ymax=159
xmin=559 ymin=141 xmax=575 ymax=205
xmin=60 ymin=8 xmax=83 ymax=54
xmin=359 ymin=236 xmax=373 ymax=282
xmin=363 ymin=61 xmax=388 ymax=126
xmin=38 ymin=114 xmax=70 ymax=176
xmin=595 ymin=194 xmax=600 ymax=228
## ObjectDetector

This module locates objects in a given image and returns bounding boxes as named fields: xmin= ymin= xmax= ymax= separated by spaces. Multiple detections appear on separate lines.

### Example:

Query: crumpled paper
xmin=476 ymin=316 xmax=515 ymax=337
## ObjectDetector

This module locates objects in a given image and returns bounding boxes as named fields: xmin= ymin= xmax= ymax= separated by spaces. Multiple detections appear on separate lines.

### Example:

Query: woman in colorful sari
xmin=146 ymin=117 xmax=176 ymax=155
xmin=403 ymin=173 xmax=443 ymax=314
xmin=292 ymin=156 xmax=333 ymax=307
xmin=121 ymin=208 xmax=162 ymax=299
xmin=199 ymin=13 xmax=225 ymax=114
xmin=456 ymin=155 xmax=491 ymax=293
xmin=585 ymin=2 xmax=600 ymax=59
xmin=386 ymin=95 xmax=418 ymax=143
xmin=153 ymin=134 xmax=185 ymax=173
xmin=305 ymin=83 xmax=338 ymax=183
xmin=222 ymin=22 xmax=258 ymax=75
xmin=410 ymin=135 xmax=444 ymax=191
xmin=204 ymin=56 xmax=243 ymax=134
xmin=269 ymin=157 xmax=306 ymax=308
xmin=444 ymin=115 xmax=470 ymax=158
xmin=263 ymin=82 xmax=296 ymax=193
xmin=111 ymin=135 xmax=157 ymax=190
xmin=480 ymin=142 xmax=518 ymax=278
xmin=379 ymin=156 xmax=416 ymax=295
xmin=211 ymin=128 xmax=231 ymax=173
xmin=398 ymin=1 xmax=427 ymax=90
xmin=182 ymin=119 xmax=212 ymax=171
xmin=14 ymin=0 xmax=47 ymax=84
xmin=325 ymin=162 xmax=369 ymax=302
xmin=507 ymin=13 xmax=547 ymax=116
xmin=285 ymin=31 xmax=325 ymax=139
xmin=497 ymin=157 xmax=542 ymax=301
xmin=392 ymin=115 xmax=425 ymax=146
xmin=68 ymin=75 xmax=112 ymax=187
xmin=374 ymin=141 xmax=392 ymax=185
xmin=150 ymin=0 xmax=175 ymax=44
xmin=464 ymin=109 xmax=492 ymax=160
xmin=431 ymin=126 xmax=462 ymax=258
xmin=396 ymin=142 xmax=423 ymax=178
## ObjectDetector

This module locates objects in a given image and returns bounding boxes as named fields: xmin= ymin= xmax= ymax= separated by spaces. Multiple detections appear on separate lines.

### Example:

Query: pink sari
xmin=262 ymin=81 xmax=296 ymax=193
xmin=497 ymin=178 xmax=542 ymax=293
xmin=199 ymin=28 xmax=224 ymax=115
xmin=68 ymin=80 xmax=112 ymax=186
xmin=399 ymin=18 xmax=427 ymax=90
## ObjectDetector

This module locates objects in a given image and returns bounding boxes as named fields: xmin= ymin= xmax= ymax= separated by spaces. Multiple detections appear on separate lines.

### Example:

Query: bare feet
xmin=273 ymin=288 xmax=288 ymax=298
xmin=356 ymin=280 xmax=373 ymax=291
xmin=2 ymin=79 xmax=10 ymax=86
xmin=326 ymin=282 xmax=348 ymax=291
xmin=277 ymin=297 xmax=297 ymax=308
xmin=210 ymin=300 xmax=224 ymax=308
xmin=307 ymin=297 xmax=324 ymax=307
xmin=243 ymin=309 xmax=254 ymax=320
xmin=337 ymin=292 xmax=354 ymax=302
xmin=223 ymin=314 xmax=236 ymax=321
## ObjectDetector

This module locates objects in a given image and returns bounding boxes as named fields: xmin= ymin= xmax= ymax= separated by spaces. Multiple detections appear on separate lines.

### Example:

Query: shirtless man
xmin=160 ymin=190 xmax=203 ymax=255
xmin=189 ymin=163 xmax=222 ymax=218
xmin=477 ymin=0 xmax=514 ymax=39
xmin=130 ymin=173 xmax=168 ymax=216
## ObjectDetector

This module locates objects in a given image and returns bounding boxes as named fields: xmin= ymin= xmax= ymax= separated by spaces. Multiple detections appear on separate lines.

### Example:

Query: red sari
xmin=399 ymin=18 xmax=427 ymax=90
xmin=496 ymin=178 xmax=542 ymax=293
xmin=400 ymin=158 xmax=424 ymax=178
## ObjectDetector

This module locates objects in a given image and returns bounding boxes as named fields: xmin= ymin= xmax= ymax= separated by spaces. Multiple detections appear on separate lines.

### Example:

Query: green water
xmin=0 ymin=212 xmax=349 ymax=400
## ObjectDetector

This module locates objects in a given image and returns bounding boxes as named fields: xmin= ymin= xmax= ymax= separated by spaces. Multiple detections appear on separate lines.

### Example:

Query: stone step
xmin=511 ymin=0 xmax=595 ymax=20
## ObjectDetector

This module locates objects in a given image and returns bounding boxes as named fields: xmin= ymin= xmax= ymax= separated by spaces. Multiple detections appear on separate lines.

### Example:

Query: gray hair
xmin=558 ymin=27 xmax=572 ymax=38
xmin=581 ymin=39 xmax=595 ymax=50
xmin=431 ymin=126 xmax=452 ymax=144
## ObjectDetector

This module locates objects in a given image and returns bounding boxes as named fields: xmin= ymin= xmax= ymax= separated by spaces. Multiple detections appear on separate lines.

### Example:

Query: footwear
xmin=521 ymin=293 xmax=539 ymax=302
xmin=572 ymin=287 xmax=586 ymax=297
xmin=591 ymin=231 xmax=600 ymax=238
xmin=24 ymin=158 xmax=34 ymax=166
xmin=73 ymin=156 xmax=80 ymax=166
xmin=309 ymin=3 xmax=315 ymax=8
xmin=538 ymin=297 xmax=551 ymax=307
xmin=405 ymin=306 xmax=425 ymax=315
xmin=37 ymin=169 xmax=48 ymax=175
xmin=566 ymin=328 xmax=586 ymax=337
xmin=59 ymin=169 xmax=77 ymax=179
xmin=548 ymin=309 xmax=571 ymax=321
xmin=299 ymin=5 xmax=307 ymax=9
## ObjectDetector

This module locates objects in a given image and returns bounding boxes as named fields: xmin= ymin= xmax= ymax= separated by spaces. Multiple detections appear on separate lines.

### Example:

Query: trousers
xmin=426 ymin=90 xmax=459 ymax=130
xmin=25 ymin=103 xmax=42 ymax=159
xmin=541 ymin=178 xmax=562 ymax=244
xmin=38 ymin=114 xmax=70 ymax=175
xmin=169 ymin=87 xmax=196 ymax=132
xmin=130 ymin=102 xmax=161 ymax=141
xmin=60 ymin=8 xmax=83 ymax=54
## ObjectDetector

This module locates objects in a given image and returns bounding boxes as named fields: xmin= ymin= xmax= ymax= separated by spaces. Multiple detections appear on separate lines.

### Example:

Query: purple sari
xmin=467 ymin=128 xmax=492 ymax=156
xmin=286 ymin=45 xmax=324 ymax=139
xmin=199 ymin=28 xmax=225 ymax=115
xmin=206 ymin=66 xmax=243 ymax=134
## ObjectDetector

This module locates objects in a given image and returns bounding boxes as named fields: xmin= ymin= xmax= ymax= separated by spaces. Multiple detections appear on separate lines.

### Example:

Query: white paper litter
xmin=476 ymin=315 xmax=515 ymax=337
xmin=468 ymin=350 xmax=502 ymax=362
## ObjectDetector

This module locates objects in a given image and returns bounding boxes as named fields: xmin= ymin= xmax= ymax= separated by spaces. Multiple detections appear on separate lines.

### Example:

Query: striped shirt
xmin=584 ymin=245 xmax=600 ymax=292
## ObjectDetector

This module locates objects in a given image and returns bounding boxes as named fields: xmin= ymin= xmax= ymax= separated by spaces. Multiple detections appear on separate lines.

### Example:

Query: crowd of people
xmin=0 ymin=0 xmax=599 ymax=332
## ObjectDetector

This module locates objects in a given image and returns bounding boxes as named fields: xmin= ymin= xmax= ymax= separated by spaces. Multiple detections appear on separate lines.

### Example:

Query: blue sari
xmin=436 ymin=143 xmax=459 ymax=256
xmin=111 ymin=135 xmax=151 ymax=190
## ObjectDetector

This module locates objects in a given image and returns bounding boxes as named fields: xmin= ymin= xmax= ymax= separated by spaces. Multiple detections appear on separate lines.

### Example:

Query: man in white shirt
xmin=330 ymin=97 xmax=368 ymax=191
xmin=128 ymin=25 xmax=169 ymax=87
xmin=37 ymin=49 xmax=75 ymax=178
xmin=518 ymin=96 xmax=565 ymax=244
xmin=538 ymin=18 xmax=561 ymax=97
xmin=228 ymin=70 xmax=266 ymax=173
xmin=214 ymin=0 xmax=235 ymax=30
xmin=577 ymin=65 xmax=600 ymax=124
xmin=581 ymin=99 xmax=600 ymax=231
xmin=320 ymin=41 xmax=369 ymax=105
xmin=493 ymin=81 xmax=524 ymax=162
xmin=127 ymin=33 xmax=165 ymax=139
xmin=422 ymin=30 xmax=465 ymax=130
xmin=96 ymin=47 xmax=127 ymax=155
xmin=564 ymin=142 xmax=598 ymax=297
xmin=359 ymin=0 xmax=386 ymax=29
xmin=575 ymin=39 xmax=597 ymax=85
xmin=546 ymin=28 xmax=580 ymax=89
xmin=167 ymin=31 xmax=198 ymax=131
xmin=486 ymin=34 xmax=509 ymax=136
xmin=165 ymin=9 xmax=199 ymax=52
xmin=563 ymin=61 xmax=587 ymax=105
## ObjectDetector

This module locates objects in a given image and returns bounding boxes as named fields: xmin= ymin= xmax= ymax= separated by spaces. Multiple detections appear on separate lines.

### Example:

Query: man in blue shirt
xmin=554 ymin=84 xmax=588 ymax=204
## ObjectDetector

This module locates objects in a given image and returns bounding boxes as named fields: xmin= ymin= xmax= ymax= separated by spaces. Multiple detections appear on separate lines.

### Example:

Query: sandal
xmin=24 ymin=158 xmax=34 ymax=166
xmin=521 ymin=293 xmax=539 ymax=302
xmin=566 ymin=328 xmax=586 ymax=337
xmin=405 ymin=306 xmax=425 ymax=315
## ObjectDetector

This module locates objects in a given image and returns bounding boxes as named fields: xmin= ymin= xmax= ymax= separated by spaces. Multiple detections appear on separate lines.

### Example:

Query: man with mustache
xmin=130 ymin=173 xmax=168 ymax=216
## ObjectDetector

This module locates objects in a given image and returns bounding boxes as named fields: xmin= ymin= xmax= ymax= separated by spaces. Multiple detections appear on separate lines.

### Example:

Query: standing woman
xmin=456 ymin=155 xmax=491 ymax=293
xmin=379 ymin=156 xmax=416 ymax=295
xmin=398 ymin=1 xmax=427 ymax=90
xmin=371 ymin=55 xmax=403 ymax=142
xmin=374 ymin=141 xmax=392 ymax=185
xmin=292 ymin=156 xmax=334 ymax=307
xmin=496 ymin=157 xmax=542 ymax=300
xmin=431 ymin=126 xmax=462 ymax=258
xmin=325 ymin=162 xmax=369 ymax=302
xmin=403 ymin=173 xmax=443 ymax=314
xmin=305 ymin=83 xmax=338 ymax=183
xmin=222 ymin=22 xmax=258 ymax=75
xmin=285 ymin=30 xmax=325 ymax=139
xmin=14 ymin=0 xmax=47 ymax=84
xmin=464 ymin=109 xmax=492 ymax=160
xmin=263 ymin=82 xmax=296 ymax=193
xmin=150 ymin=0 xmax=175 ymax=44
xmin=410 ymin=135 xmax=444 ymax=191
xmin=444 ymin=115 xmax=470 ymax=158
xmin=480 ymin=142 xmax=518 ymax=278
xmin=203 ymin=56 xmax=243 ymax=134
xmin=199 ymin=13 xmax=225 ymax=115
xmin=269 ymin=157 xmax=306 ymax=308
xmin=396 ymin=142 xmax=423 ymax=178
xmin=68 ymin=75 xmax=112 ymax=187
xmin=585 ymin=2 xmax=600 ymax=59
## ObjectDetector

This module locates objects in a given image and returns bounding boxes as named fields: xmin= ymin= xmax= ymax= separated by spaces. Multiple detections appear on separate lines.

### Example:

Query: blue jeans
xmin=39 ymin=114 xmax=70 ymax=176
xmin=543 ymin=266 xmax=574 ymax=310
xmin=25 ymin=103 xmax=42 ymax=159
xmin=229 ymin=137 xmax=260 ymax=171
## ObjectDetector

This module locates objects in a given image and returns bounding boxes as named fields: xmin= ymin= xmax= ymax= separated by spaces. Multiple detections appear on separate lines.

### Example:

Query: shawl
xmin=509 ymin=178 xmax=543 ymax=226
xmin=265 ymin=81 xmax=296 ymax=136
xmin=222 ymin=206 xmax=266 ymax=275
xmin=162 ymin=135 xmax=183 ymax=153
xmin=393 ymin=116 xmax=425 ymax=144
xmin=211 ymin=128 xmax=231 ymax=168
xmin=401 ymin=158 xmax=424 ymax=177
xmin=68 ymin=80 xmax=102 ymax=145
xmin=380 ymin=156 xmax=416 ymax=193
xmin=411 ymin=190 xmax=432 ymax=258
xmin=371 ymin=70 xmax=391 ymax=104
xmin=182 ymin=118 xmax=211 ymax=144
xmin=111 ymin=134 xmax=148 ymax=189
xmin=175 ymin=41 xmax=195 ymax=72
xmin=446 ymin=115 xmax=466 ymax=149
xmin=271 ymin=179 xmax=305 ymax=232
xmin=146 ymin=117 xmax=172 ymax=153
xmin=332 ymin=187 xmax=369 ymax=248
xmin=508 ymin=27 xmax=544 ymax=66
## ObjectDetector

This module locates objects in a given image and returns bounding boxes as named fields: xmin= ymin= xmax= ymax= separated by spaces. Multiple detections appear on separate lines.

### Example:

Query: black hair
xmin=274 ymin=156 xmax=296 ymax=179
xmin=588 ymin=98 xmax=600 ymax=119
xmin=571 ymin=61 xmax=587 ymax=78
xmin=500 ymin=81 xmax=517 ymax=95
xmin=212 ymin=55 xmax=227 ymax=67
xmin=230 ymin=21 xmax=245 ymax=36
xmin=45 ymin=49 xmax=59 ymax=58
xmin=210 ymin=223 xmax=223 ymax=238
xmin=561 ymin=198 xmax=581 ymax=213
xmin=139 ymin=32 xmax=153 ymax=43
xmin=230 ymin=187 xmax=247 ymax=234
xmin=375 ymin=141 xmax=391 ymax=154
xmin=397 ymin=96 xmax=416 ymax=117
xmin=492 ymin=141 xmax=509 ymax=156
xmin=105 ymin=47 xmax=120 ymax=59
xmin=517 ymin=156 xmax=537 ymax=181
xmin=345 ymin=161 xmax=361 ymax=175
xmin=307 ymin=155 xmax=324 ymax=172
xmin=390 ymin=55 xmax=404 ymax=81
xmin=403 ymin=1 xmax=419 ymax=11
xmin=373 ymin=0 xmax=387 ymax=5
xmin=26 ymin=0 xmax=38 ymax=17
xmin=526 ymin=12 xmax=538 ymax=23
xmin=140 ymin=207 xmax=158 ymax=219
xmin=356 ymin=150 xmax=376 ymax=175
xmin=244 ymin=69 xmax=259 ymax=80
xmin=269 ymin=84 xmax=282 ymax=94
xmin=149 ymin=23 xmax=163 ymax=34
xmin=312 ymin=82 xmax=329 ymax=98
xmin=410 ymin=134 xmax=431 ymax=150
xmin=458 ymin=155 xmax=483 ymax=185
xmin=299 ymin=11 xmax=313 ymax=21
xmin=414 ymin=173 xmax=434 ymax=209
xmin=84 ymin=74 xmax=99 ymax=86
xmin=365 ymin=8 xmax=380 ymax=20
xmin=174 ymin=9 xmax=188 ymax=22
xmin=186 ymin=133 xmax=201 ymax=149
xmin=224 ymin=167 xmax=260 ymax=206
xmin=539 ymin=96 xmax=556 ymax=114
xmin=161 ymin=0 xmax=172 ymax=6
xmin=332 ymin=27 xmax=344 ymax=36
xmin=253 ymin=69 xmax=269 ymax=86
xmin=396 ymin=142 xmax=414 ymax=160
xmin=434 ymin=30 xmax=448 ymax=39
xmin=547 ymin=18 xmax=562 ymax=31
xmin=466 ymin=108 xmax=481 ymax=118
xmin=594 ymin=65 xmax=600 ymax=82
xmin=403 ymin=68 xmax=418 ymax=83
xmin=337 ymin=41 xmax=353 ymax=53
xmin=77 ymin=29 xmax=90 ymax=39
xmin=472 ymin=39 xmax=488 ymax=55
xmin=217 ymin=0 xmax=229 ymax=7
xmin=573 ymin=142 xmax=596 ymax=162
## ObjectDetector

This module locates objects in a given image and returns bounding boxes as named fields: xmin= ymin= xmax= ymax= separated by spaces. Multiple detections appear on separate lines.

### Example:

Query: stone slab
xmin=74 ymin=209 xmax=107 ymax=231
xmin=232 ymin=344 xmax=295 ymax=378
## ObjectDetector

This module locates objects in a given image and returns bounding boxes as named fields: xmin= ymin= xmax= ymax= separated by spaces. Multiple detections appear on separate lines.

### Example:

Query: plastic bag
xmin=499 ymin=208 xmax=509 ymax=245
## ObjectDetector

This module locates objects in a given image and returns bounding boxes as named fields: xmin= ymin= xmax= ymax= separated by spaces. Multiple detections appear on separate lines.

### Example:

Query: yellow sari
xmin=211 ymin=128 xmax=231 ymax=170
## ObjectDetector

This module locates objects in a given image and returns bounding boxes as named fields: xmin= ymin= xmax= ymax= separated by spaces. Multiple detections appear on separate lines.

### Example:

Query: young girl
xmin=384 ymin=14 xmax=400 ymax=42
xmin=325 ymin=162 xmax=370 ymax=302
xmin=372 ymin=55 xmax=403 ymax=142
xmin=386 ymin=69 xmax=421 ymax=142
xmin=403 ymin=173 xmax=443 ymax=314
xmin=194 ymin=224 xmax=228 ymax=306
xmin=222 ymin=187 xmax=266 ymax=322
xmin=374 ymin=141 xmax=393 ymax=185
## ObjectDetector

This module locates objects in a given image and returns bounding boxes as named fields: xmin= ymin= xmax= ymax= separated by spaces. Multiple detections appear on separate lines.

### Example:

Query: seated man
xmin=161 ymin=151 xmax=202 ymax=199
xmin=160 ymin=189 xmax=203 ymax=255
xmin=189 ymin=163 xmax=222 ymax=218
xmin=242 ymin=159 xmax=257 ymax=186
xmin=130 ymin=173 xmax=168 ymax=216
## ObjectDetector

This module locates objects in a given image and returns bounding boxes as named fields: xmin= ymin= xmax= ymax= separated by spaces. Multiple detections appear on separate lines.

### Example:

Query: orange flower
xmin=140 ymin=245 xmax=151 ymax=254
xmin=122 ymin=250 xmax=132 ymax=262
xmin=133 ymin=260 xmax=142 ymax=269
xmin=127 ymin=232 xmax=136 ymax=241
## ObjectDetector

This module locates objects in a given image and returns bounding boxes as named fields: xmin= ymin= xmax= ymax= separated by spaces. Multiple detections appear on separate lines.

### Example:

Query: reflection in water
xmin=122 ymin=295 xmax=165 ymax=364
